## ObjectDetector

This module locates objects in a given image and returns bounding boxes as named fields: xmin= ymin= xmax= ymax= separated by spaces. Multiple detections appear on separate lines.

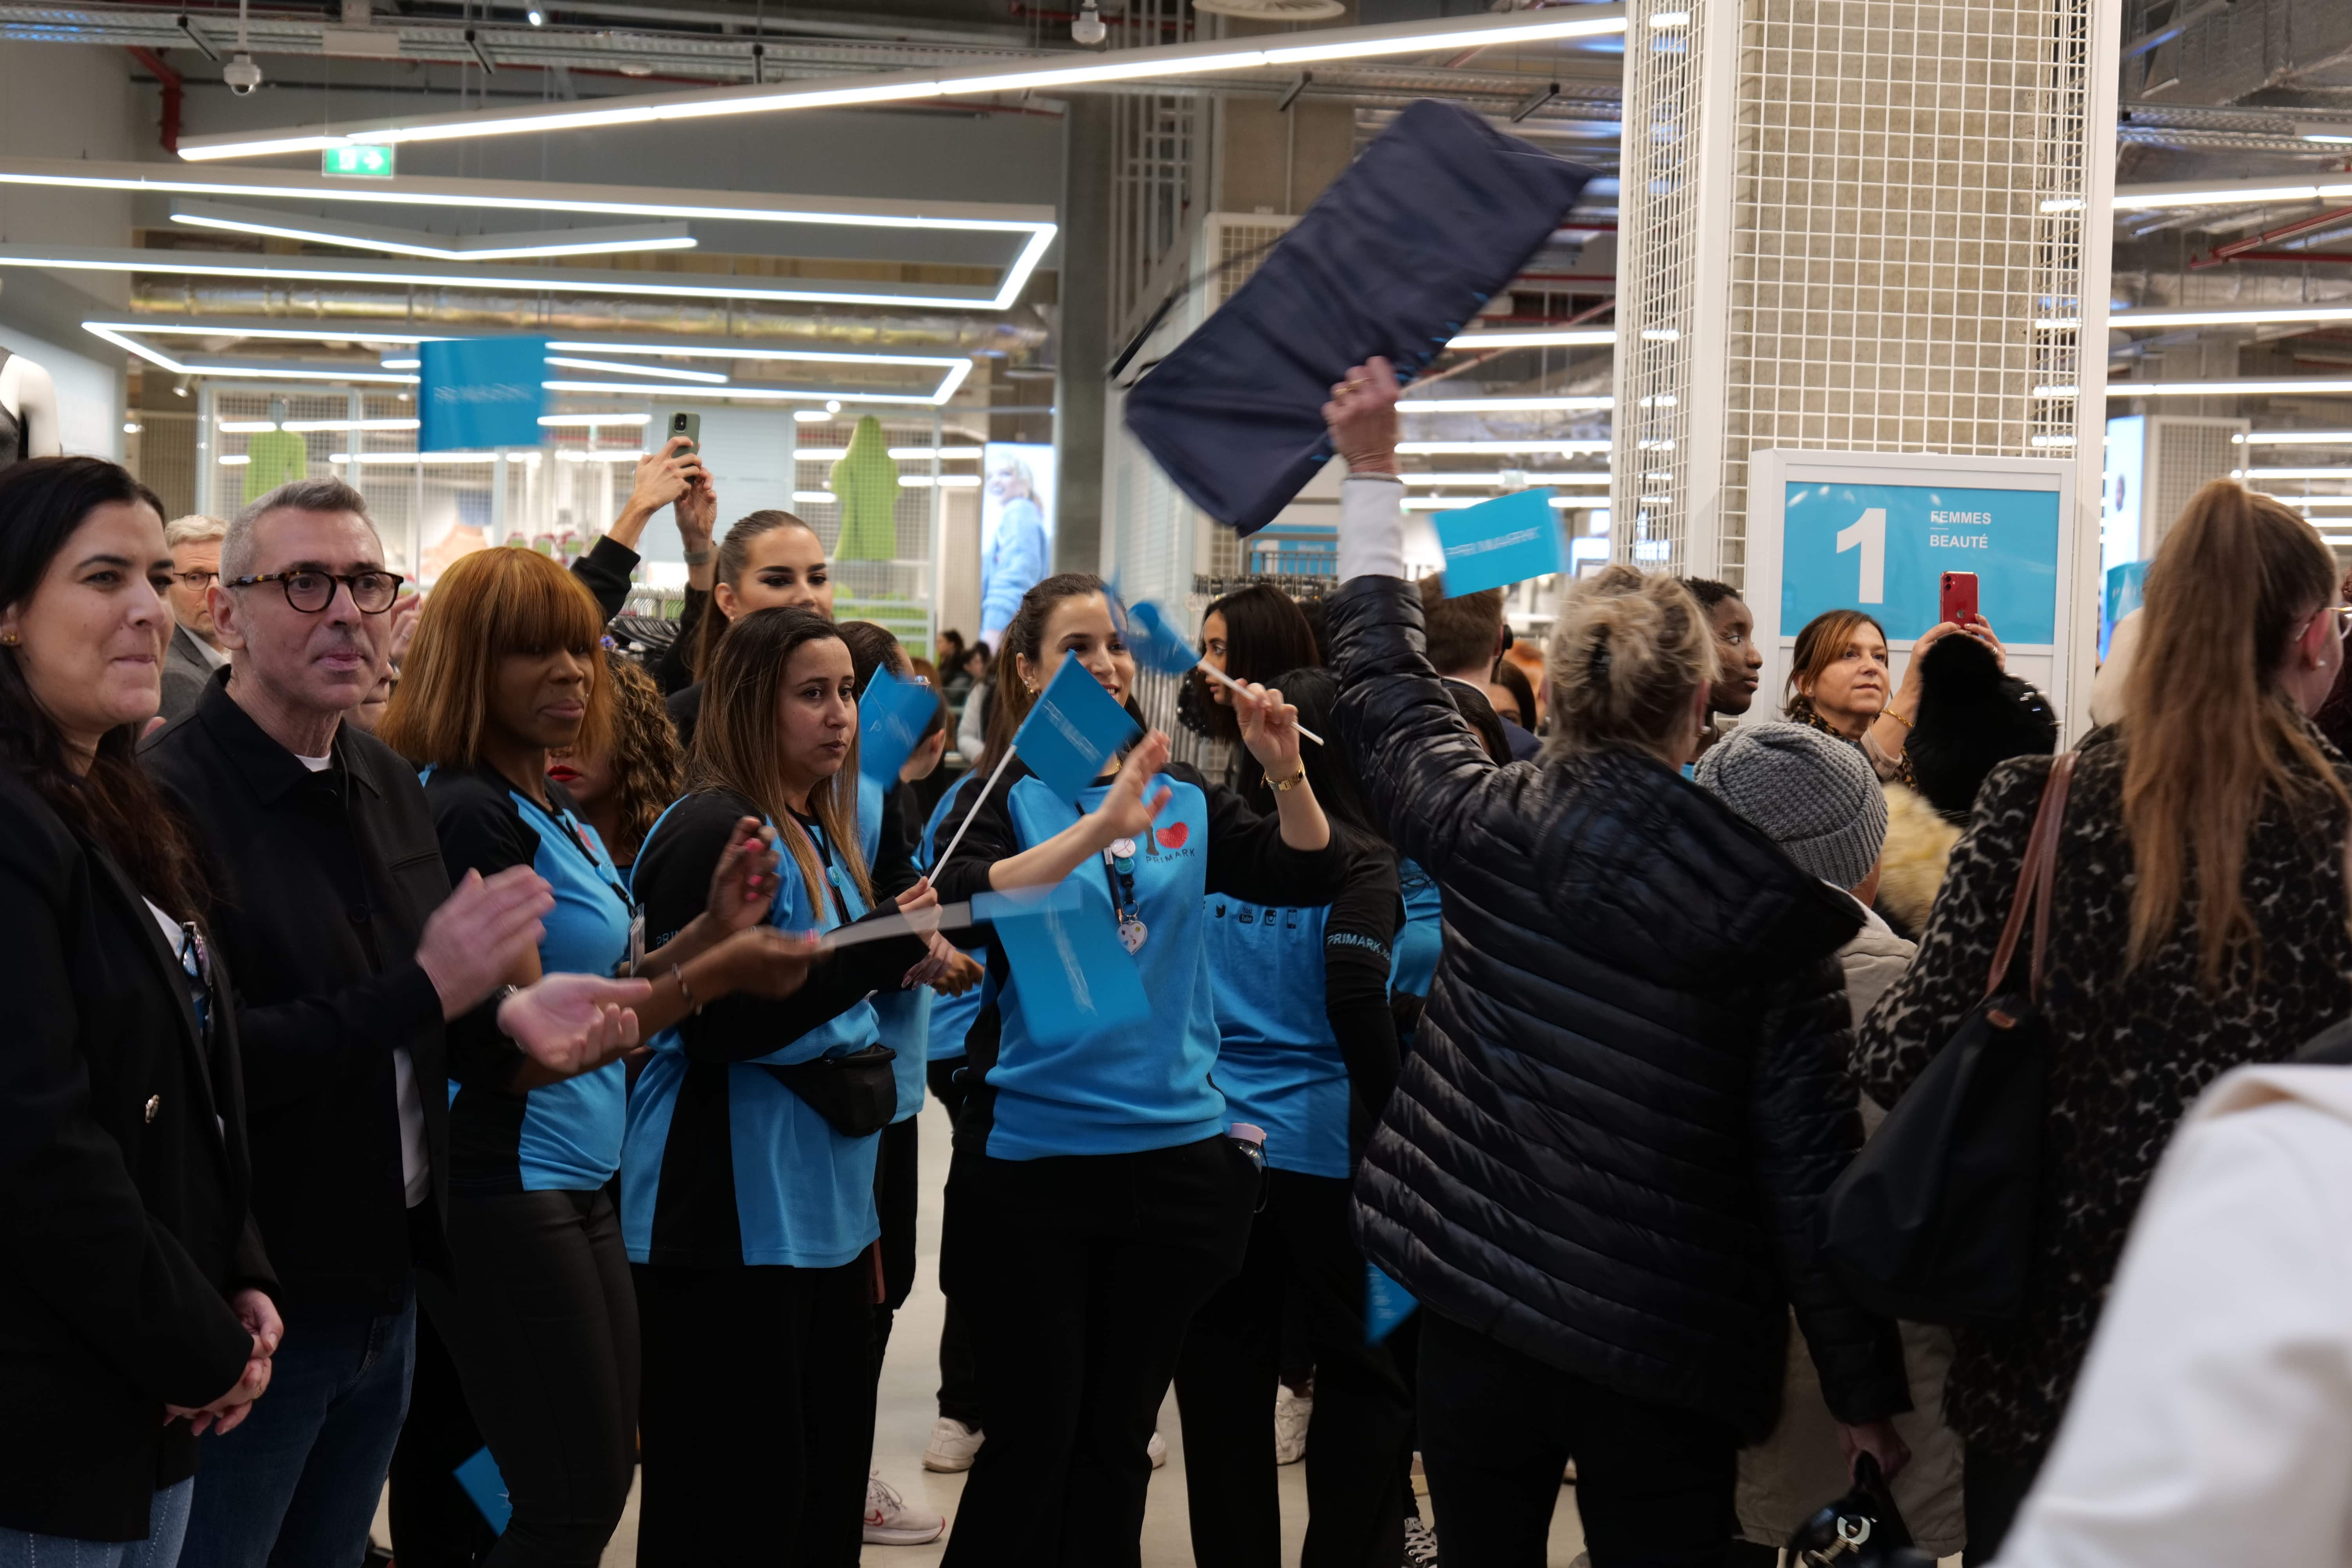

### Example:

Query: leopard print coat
xmin=1855 ymin=727 xmax=2352 ymax=1457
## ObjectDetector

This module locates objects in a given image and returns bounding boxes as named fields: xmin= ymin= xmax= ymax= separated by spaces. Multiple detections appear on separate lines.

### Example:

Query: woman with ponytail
xmin=664 ymin=508 xmax=833 ymax=748
xmin=1321 ymin=361 xmax=1909 ymax=1567
xmin=622 ymin=605 xmax=935 ymax=1562
xmin=1858 ymin=478 xmax=2352 ymax=1561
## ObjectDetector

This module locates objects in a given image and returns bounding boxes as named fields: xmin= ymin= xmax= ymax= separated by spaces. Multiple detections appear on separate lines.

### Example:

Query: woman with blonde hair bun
xmin=1859 ymin=479 xmax=2352 ymax=1562
xmin=1321 ymin=358 xmax=1910 ymax=1567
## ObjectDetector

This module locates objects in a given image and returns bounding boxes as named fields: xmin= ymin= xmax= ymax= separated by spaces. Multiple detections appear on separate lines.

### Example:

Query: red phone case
xmin=1940 ymin=572 xmax=1979 ymax=627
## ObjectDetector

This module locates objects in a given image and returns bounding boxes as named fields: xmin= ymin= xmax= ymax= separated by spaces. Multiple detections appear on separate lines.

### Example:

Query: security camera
xmin=1071 ymin=0 xmax=1106 ymax=46
xmin=224 ymin=52 xmax=263 ymax=94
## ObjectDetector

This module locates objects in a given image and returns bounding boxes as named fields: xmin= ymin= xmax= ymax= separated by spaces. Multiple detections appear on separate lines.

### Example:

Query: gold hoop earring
xmin=0 ymin=632 xmax=17 ymax=647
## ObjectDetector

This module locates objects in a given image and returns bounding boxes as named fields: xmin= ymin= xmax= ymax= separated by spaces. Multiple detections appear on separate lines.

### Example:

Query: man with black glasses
xmin=146 ymin=479 xmax=579 ymax=1568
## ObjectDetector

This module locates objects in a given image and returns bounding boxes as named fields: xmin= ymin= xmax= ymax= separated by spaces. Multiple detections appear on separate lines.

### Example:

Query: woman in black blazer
xmin=0 ymin=457 xmax=278 ymax=1561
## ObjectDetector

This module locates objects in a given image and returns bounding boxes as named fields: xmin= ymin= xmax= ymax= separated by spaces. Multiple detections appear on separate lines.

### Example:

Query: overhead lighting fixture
xmin=2093 ymin=176 xmax=2352 ymax=213
xmin=0 ymin=158 xmax=1055 ymax=312
xmin=793 ymin=446 xmax=987 ymax=460
xmin=171 ymin=203 xmax=699 ymax=261
xmin=2057 ymin=377 xmax=2352 ymax=397
xmin=793 ymin=409 xmax=833 ymax=422
xmin=173 ymin=7 xmax=1629 ymax=160
xmin=332 ymin=450 xmax=506 ymax=464
xmin=1398 ymin=439 xmax=1613 ymax=455
xmin=526 ymin=7 xmax=545 ymax=22
xmin=2236 ymin=466 xmax=2352 ymax=479
xmin=2105 ymin=305 xmax=2352 ymax=331
xmin=219 ymin=416 xmax=423 ymax=433
xmin=2267 ymin=494 xmax=2352 ymax=506
xmin=1397 ymin=395 xmax=1615 ymax=413
xmin=897 ymin=474 xmax=983 ymax=488
xmin=380 ymin=359 xmax=423 ymax=371
xmin=543 ymin=355 xmax=729 ymax=384
xmin=1442 ymin=329 xmax=1616 ymax=350
xmin=793 ymin=490 xmax=837 ymax=504
xmin=2241 ymin=430 xmax=2352 ymax=444
xmin=544 ymin=378 xmax=965 ymax=407
xmin=1649 ymin=10 xmax=1690 ymax=25
xmin=2301 ymin=125 xmax=2352 ymax=145
xmin=2030 ymin=434 xmax=2078 ymax=446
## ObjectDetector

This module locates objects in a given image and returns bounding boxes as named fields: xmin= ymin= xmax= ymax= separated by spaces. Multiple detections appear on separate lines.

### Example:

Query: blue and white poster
xmin=980 ymin=441 xmax=1056 ymax=650
xmin=1780 ymin=480 xmax=2061 ymax=644
xmin=420 ymin=336 xmax=550 ymax=452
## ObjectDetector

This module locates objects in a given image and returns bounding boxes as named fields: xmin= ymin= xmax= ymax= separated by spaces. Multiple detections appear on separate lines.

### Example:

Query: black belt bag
xmin=760 ymin=1044 xmax=898 ymax=1138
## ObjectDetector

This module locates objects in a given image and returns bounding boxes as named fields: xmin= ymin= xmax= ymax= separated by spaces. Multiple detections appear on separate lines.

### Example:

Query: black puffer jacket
xmin=1330 ymin=575 xmax=1908 ymax=1439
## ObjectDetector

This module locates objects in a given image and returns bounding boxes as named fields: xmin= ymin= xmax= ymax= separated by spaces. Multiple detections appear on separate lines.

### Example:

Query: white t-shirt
xmin=297 ymin=749 xmax=432 ymax=1210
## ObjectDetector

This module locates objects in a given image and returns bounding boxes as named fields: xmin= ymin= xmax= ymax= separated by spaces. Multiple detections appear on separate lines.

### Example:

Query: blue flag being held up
xmin=1366 ymin=1262 xmax=1419 ymax=1345
xmin=419 ymin=336 xmax=550 ymax=452
xmin=1120 ymin=598 xmax=1203 ymax=682
xmin=859 ymin=663 xmax=935 ymax=789
xmin=991 ymin=876 xmax=1151 ymax=1051
xmin=1433 ymin=488 xmax=1566 ymax=597
xmin=1014 ymin=657 xmax=1143 ymax=806
xmin=454 ymin=1445 xmax=513 ymax=1533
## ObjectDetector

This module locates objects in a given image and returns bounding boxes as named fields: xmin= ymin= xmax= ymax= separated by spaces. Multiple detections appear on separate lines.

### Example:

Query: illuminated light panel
xmin=540 ymin=414 xmax=652 ymax=426
xmin=793 ymin=446 xmax=987 ymax=460
xmin=175 ymin=9 xmax=1629 ymax=161
xmin=2042 ymin=378 xmax=2352 ymax=398
xmin=543 ymin=379 xmax=958 ymax=407
xmin=1398 ymin=396 xmax=1615 ymax=413
xmin=543 ymin=355 xmax=729 ymax=383
xmin=1442 ymin=328 xmax=1617 ymax=349
xmin=171 ymin=204 xmax=699 ymax=262
xmin=2266 ymin=494 xmax=2352 ymax=506
xmin=2236 ymin=467 xmax=2352 ymax=479
xmin=793 ymin=490 xmax=838 ymax=504
xmin=1398 ymin=439 xmax=1613 ymax=455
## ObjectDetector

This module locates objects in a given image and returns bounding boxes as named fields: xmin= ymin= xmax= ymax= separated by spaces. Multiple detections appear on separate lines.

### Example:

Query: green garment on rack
xmin=830 ymin=416 xmax=899 ymax=563
xmin=242 ymin=429 xmax=309 ymax=503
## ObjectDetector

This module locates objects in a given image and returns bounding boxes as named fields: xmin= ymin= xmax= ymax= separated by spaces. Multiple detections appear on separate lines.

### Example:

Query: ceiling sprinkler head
xmin=1072 ymin=1 xmax=1107 ymax=46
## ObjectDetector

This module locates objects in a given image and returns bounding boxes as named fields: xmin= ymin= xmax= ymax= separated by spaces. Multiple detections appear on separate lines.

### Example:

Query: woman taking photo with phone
xmin=666 ymin=508 xmax=833 ymax=747
xmin=1785 ymin=608 xmax=2003 ymax=789
xmin=623 ymin=605 xmax=937 ymax=1563
xmin=380 ymin=546 xmax=816 ymax=1568
xmin=0 ymin=456 xmax=279 ymax=1566
xmin=927 ymin=573 xmax=1344 ymax=1565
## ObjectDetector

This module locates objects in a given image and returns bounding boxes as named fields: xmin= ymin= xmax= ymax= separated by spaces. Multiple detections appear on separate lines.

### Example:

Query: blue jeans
xmin=180 ymin=1287 xmax=417 ymax=1568
xmin=0 ymin=1477 xmax=194 ymax=1568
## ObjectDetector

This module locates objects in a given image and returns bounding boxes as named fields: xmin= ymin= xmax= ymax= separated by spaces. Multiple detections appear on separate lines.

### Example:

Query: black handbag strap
xmin=1984 ymin=750 xmax=2077 ymax=1003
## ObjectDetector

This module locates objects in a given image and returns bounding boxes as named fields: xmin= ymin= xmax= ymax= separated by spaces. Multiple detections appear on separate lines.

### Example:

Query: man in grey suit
xmin=160 ymin=513 xmax=231 ymax=723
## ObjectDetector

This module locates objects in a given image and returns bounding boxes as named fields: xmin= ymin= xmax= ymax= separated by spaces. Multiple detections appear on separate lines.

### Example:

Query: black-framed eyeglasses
xmin=171 ymin=569 xmax=219 ymax=589
xmin=228 ymin=569 xmax=405 ymax=614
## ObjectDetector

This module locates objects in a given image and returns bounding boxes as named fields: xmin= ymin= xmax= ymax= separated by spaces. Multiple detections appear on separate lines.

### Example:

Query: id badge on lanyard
xmin=627 ymin=906 xmax=646 ymax=974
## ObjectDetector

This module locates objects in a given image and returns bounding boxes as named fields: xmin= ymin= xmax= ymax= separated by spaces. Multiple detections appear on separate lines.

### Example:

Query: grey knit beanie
xmin=1694 ymin=721 xmax=1889 ymax=892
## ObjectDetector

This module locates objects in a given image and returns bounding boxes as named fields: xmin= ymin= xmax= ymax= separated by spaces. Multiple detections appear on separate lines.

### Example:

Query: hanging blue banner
xmin=420 ymin=336 xmax=550 ymax=452
xmin=1434 ymin=488 xmax=1565 ymax=596
xmin=1366 ymin=1262 xmax=1419 ymax=1344
xmin=990 ymin=881 xmax=1150 ymax=1050
xmin=1014 ymin=657 xmax=1143 ymax=806
xmin=858 ymin=664 xmax=936 ymax=790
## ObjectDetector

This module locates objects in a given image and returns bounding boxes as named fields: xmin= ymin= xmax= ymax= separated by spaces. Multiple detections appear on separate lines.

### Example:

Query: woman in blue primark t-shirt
xmin=928 ymin=572 xmax=1345 ymax=1565
xmin=384 ymin=548 xmax=813 ymax=1567
xmin=1174 ymin=664 xmax=1415 ymax=1568
xmin=621 ymin=606 xmax=935 ymax=1562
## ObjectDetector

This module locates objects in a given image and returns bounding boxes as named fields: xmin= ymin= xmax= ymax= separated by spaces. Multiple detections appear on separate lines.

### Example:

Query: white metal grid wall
xmin=1619 ymin=0 xmax=2108 ymax=589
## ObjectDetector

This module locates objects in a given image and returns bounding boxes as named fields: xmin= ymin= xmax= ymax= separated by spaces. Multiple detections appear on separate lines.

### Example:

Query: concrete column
xmin=1054 ymin=95 xmax=1116 ymax=573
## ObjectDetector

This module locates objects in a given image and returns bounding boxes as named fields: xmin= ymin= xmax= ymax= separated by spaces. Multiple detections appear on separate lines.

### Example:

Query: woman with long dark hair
xmin=546 ymin=650 xmax=684 ymax=875
xmin=665 ymin=508 xmax=833 ymax=747
xmin=1860 ymin=481 xmax=2352 ymax=1561
xmin=1172 ymin=663 xmax=1416 ymax=1568
xmin=0 ymin=456 xmax=278 ymax=1565
xmin=1785 ymin=606 xmax=2003 ymax=789
xmin=623 ymin=606 xmax=936 ymax=1562
xmin=929 ymin=572 xmax=1345 ymax=1565
xmin=1195 ymin=583 xmax=1322 ymax=791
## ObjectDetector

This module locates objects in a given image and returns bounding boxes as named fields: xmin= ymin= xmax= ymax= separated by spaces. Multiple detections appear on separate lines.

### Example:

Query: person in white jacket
xmin=1993 ymin=1062 xmax=2352 ymax=1568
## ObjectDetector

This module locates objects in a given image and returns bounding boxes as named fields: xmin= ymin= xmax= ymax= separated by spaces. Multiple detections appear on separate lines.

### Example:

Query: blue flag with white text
xmin=859 ymin=663 xmax=935 ymax=790
xmin=990 ymin=878 xmax=1150 ymax=1049
xmin=1433 ymin=488 xmax=1564 ymax=597
xmin=1014 ymin=657 xmax=1142 ymax=805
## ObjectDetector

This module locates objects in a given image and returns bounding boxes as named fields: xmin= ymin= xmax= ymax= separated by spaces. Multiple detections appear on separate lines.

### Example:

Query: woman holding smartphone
xmin=928 ymin=573 xmax=1345 ymax=1565
xmin=623 ymin=605 xmax=936 ymax=1563
xmin=666 ymin=508 xmax=833 ymax=747
xmin=381 ymin=547 xmax=814 ymax=1568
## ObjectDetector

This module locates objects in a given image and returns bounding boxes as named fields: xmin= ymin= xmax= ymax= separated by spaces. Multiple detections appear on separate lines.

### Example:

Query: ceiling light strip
xmin=175 ymin=6 xmax=1628 ymax=161
xmin=543 ymin=355 xmax=729 ymax=383
xmin=171 ymin=205 xmax=699 ymax=262
xmin=2042 ymin=378 xmax=2352 ymax=397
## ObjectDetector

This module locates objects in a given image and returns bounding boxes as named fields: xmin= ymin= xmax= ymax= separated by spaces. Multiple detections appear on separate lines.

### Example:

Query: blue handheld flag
xmin=1123 ymin=598 xmax=1204 ymax=681
xmin=1013 ymin=657 xmax=1143 ymax=806
xmin=419 ymin=336 xmax=550 ymax=452
xmin=858 ymin=663 xmax=935 ymax=789
xmin=1432 ymin=489 xmax=1565 ymax=597
xmin=1365 ymin=1262 xmax=1419 ymax=1345
xmin=454 ymin=1445 xmax=513 ymax=1533
xmin=990 ymin=877 xmax=1151 ymax=1049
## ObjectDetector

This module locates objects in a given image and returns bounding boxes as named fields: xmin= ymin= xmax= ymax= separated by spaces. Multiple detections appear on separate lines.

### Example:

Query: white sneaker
xmin=923 ymin=1416 xmax=984 ymax=1473
xmin=1147 ymin=1430 xmax=1169 ymax=1470
xmin=1563 ymin=1455 xmax=1578 ymax=1485
xmin=862 ymin=1470 xmax=946 ymax=1546
xmin=1402 ymin=1514 xmax=1440 ymax=1567
xmin=1273 ymin=1382 xmax=1312 ymax=1465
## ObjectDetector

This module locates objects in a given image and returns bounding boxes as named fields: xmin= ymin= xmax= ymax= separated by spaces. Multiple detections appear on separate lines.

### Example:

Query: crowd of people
xmin=8 ymin=355 xmax=2352 ymax=1568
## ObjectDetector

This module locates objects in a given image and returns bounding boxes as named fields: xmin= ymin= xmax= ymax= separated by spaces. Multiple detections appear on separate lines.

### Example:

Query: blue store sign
xmin=1779 ymin=480 xmax=2060 ymax=644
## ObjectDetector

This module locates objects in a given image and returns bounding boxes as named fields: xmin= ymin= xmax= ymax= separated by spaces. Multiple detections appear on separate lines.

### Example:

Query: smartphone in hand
xmin=1939 ymin=570 xmax=1979 ymax=628
xmin=666 ymin=410 xmax=701 ymax=460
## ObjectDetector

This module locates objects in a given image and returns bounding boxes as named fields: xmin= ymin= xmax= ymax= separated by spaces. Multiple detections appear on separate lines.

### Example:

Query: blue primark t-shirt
xmin=420 ymin=762 xmax=634 ymax=1192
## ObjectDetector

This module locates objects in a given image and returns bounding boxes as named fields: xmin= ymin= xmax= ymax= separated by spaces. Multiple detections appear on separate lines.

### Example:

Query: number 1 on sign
xmin=1837 ymin=507 xmax=1886 ymax=604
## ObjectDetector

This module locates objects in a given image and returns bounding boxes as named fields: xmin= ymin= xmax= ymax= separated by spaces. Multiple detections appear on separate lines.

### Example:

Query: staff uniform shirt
xmin=919 ymin=773 xmax=989 ymax=1069
xmin=1205 ymin=844 xmax=1400 ymax=1178
xmin=420 ymin=763 xmax=634 ymax=1191
xmin=1390 ymin=855 xmax=1443 ymax=1000
xmin=858 ymin=773 xmax=929 ymax=1123
xmin=621 ymin=788 xmax=925 ymax=1270
xmin=930 ymin=756 xmax=1345 ymax=1161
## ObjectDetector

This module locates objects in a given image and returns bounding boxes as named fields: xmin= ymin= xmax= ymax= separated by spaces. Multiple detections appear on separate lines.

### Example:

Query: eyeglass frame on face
xmin=227 ymin=568 xmax=406 ymax=615
xmin=171 ymin=568 xmax=220 ymax=590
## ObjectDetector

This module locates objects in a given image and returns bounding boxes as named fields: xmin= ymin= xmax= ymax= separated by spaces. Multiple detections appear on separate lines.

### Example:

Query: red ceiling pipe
xmin=2203 ymin=249 xmax=2352 ymax=266
xmin=2189 ymin=205 xmax=2352 ymax=270
xmin=125 ymin=46 xmax=183 ymax=154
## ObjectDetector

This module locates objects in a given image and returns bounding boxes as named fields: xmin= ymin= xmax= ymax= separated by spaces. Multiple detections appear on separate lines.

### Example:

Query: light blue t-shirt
xmin=1204 ymin=896 xmax=1350 ymax=1178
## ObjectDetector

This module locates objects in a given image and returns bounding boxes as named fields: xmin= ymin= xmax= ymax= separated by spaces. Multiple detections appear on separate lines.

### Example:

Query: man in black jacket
xmin=148 ymin=479 xmax=554 ymax=1568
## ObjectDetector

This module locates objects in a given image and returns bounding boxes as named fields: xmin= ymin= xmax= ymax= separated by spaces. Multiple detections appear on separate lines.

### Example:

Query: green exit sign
xmin=322 ymin=144 xmax=395 ymax=178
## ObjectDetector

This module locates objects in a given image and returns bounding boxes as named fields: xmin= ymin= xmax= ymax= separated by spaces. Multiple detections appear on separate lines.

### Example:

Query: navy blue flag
xmin=1014 ymin=657 xmax=1143 ymax=806
xmin=858 ymin=664 xmax=935 ymax=790
xmin=421 ymin=336 xmax=550 ymax=451
xmin=1123 ymin=100 xmax=1594 ymax=536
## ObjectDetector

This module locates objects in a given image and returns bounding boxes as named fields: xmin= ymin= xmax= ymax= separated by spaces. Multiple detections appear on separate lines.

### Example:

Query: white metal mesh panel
xmin=1620 ymin=0 xmax=2102 ymax=588
xmin=2147 ymin=416 xmax=2247 ymax=557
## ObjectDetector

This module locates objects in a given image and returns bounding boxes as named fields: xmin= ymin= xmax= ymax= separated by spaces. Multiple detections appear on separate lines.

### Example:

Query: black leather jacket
xmin=1329 ymin=574 xmax=1908 ymax=1438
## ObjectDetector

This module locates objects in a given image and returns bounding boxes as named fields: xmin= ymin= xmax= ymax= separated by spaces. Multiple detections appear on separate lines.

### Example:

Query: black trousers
xmin=1962 ymin=1440 xmax=2050 ymax=1566
xmin=938 ymin=1137 xmax=1258 ymax=1568
xmin=928 ymin=1056 xmax=982 ymax=1428
xmin=388 ymin=1269 xmax=497 ymax=1568
xmin=871 ymin=1114 xmax=922 ymax=1383
xmin=1417 ymin=1308 xmax=1739 ymax=1568
xmin=1174 ymin=1169 xmax=1412 ymax=1568
xmin=443 ymin=1187 xmax=639 ymax=1568
xmin=632 ymin=1258 xmax=875 ymax=1567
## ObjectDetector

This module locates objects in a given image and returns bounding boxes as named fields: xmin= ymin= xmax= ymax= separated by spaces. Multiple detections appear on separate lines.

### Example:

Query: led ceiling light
xmin=2241 ymin=430 xmax=2352 ymax=444
xmin=175 ymin=6 xmax=1628 ymax=161
xmin=2086 ymin=176 xmax=2352 ymax=213
xmin=2235 ymin=467 xmax=2352 ymax=479
xmin=1443 ymin=328 xmax=1617 ymax=349
xmin=0 ymin=158 xmax=1054 ymax=312
xmin=543 ymin=356 xmax=729 ymax=383
xmin=1398 ymin=439 xmax=1613 ymax=455
xmin=2101 ymin=305 xmax=2352 ymax=331
xmin=543 ymin=372 xmax=970 ymax=407
xmin=171 ymin=202 xmax=698 ymax=261
xmin=1397 ymin=395 xmax=1615 ymax=412
xmin=2050 ymin=377 xmax=2352 ymax=397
